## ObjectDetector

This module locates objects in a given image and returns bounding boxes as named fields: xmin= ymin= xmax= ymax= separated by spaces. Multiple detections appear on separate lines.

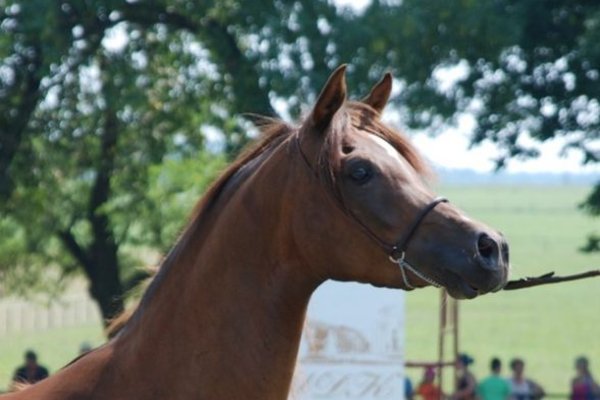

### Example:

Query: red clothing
xmin=418 ymin=382 xmax=443 ymax=400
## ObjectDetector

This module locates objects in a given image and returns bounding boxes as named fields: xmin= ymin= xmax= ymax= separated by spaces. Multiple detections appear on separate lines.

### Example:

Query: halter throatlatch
xmin=294 ymin=135 xmax=448 ymax=290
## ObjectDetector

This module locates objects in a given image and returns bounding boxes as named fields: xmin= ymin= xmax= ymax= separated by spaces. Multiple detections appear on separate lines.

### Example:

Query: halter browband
xmin=294 ymin=135 xmax=448 ymax=290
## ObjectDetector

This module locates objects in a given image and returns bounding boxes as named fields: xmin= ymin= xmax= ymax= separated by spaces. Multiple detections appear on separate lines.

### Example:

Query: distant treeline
xmin=437 ymin=169 xmax=598 ymax=186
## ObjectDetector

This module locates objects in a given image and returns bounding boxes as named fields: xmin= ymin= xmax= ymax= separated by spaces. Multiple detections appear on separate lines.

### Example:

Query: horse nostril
xmin=477 ymin=233 xmax=497 ymax=262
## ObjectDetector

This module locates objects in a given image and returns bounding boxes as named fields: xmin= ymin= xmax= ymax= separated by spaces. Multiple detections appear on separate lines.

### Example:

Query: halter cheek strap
xmin=389 ymin=196 xmax=449 ymax=261
xmin=294 ymin=135 xmax=448 ymax=290
xmin=388 ymin=196 xmax=448 ymax=289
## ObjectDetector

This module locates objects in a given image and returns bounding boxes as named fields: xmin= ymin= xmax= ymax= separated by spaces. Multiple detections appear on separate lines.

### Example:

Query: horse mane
xmin=106 ymin=118 xmax=294 ymax=337
xmin=107 ymin=102 xmax=429 ymax=337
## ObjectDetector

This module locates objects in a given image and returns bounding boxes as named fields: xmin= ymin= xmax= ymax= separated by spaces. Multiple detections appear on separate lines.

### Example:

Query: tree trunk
xmin=82 ymin=56 xmax=126 ymax=325
xmin=87 ymin=240 xmax=124 ymax=325
xmin=57 ymin=229 xmax=125 ymax=325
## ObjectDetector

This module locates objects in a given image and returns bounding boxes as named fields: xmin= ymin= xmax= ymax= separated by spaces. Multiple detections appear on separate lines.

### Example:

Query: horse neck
xmin=112 ymin=144 xmax=320 ymax=399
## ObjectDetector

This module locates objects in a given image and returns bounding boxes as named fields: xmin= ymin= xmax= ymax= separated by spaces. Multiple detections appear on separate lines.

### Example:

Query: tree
xmin=0 ymin=1 xmax=242 ymax=321
xmin=0 ymin=0 xmax=347 ymax=322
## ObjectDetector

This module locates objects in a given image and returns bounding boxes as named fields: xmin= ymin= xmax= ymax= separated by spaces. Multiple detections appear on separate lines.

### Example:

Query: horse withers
xmin=4 ymin=66 xmax=509 ymax=400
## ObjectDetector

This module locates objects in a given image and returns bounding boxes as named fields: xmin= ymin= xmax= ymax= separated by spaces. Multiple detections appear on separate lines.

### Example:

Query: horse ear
xmin=362 ymin=72 xmax=393 ymax=114
xmin=311 ymin=64 xmax=347 ymax=130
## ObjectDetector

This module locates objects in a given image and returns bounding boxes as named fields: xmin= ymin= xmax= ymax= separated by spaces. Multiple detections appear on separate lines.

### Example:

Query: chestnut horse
xmin=3 ymin=66 xmax=509 ymax=399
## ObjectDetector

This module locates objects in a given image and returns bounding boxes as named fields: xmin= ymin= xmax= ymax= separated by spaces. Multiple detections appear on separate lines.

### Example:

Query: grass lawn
xmin=0 ymin=185 xmax=598 ymax=395
xmin=405 ymin=185 xmax=600 ymax=396
xmin=0 ymin=324 xmax=105 ymax=392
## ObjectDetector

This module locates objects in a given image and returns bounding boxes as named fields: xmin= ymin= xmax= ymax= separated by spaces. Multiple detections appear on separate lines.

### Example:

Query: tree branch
xmin=87 ymin=55 xmax=120 ymax=256
xmin=0 ymin=44 xmax=43 ymax=199
xmin=122 ymin=269 xmax=153 ymax=293
xmin=119 ymin=3 xmax=199 ymax=33
xmin=56 ymin=229 xmax=93 ymax=278
xmin=119 ymin=3 xmax=276 ymax=118
xmin=0 ymin=6 xmax=109 ymax=200
xmin=503 ymin=269 xmax=600 ymax=290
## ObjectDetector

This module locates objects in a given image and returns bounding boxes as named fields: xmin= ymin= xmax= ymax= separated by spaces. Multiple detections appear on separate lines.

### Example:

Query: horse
xmin=3 ymin=65 xmax=509 ymax=399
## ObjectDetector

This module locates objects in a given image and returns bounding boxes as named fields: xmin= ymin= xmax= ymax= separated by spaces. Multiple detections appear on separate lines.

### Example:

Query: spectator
xmin=12 ymin=350 xmax=49 ymax=385
xmin=79 ymin=342 xmax=92 ymax=355
xmin=406 ymin=376 xmax=414 ymax=400
xmin=417 ymin=366 xmax=443 ymax=400
xmin=478 ymin=357 xmax=510 ymax=400
xmin=509 ymin=358 xmax=545 ymax=400
xmin=571 ymin=356 xmax=600 ymax=400
xmin=452 ymin=353 xmax=477 ymax=400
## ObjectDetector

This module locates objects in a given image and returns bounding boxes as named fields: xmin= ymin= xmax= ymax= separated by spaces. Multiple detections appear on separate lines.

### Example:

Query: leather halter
xmin=294 ymin=135 xmax=448 ymax=289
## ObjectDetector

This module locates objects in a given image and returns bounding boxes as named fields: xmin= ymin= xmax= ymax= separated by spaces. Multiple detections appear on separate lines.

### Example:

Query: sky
xmin=408 ymin=117 xmax=599 ymax=174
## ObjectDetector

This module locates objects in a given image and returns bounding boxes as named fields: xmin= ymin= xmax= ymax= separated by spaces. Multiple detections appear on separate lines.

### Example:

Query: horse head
xmin=293 ymin=65 xmax=509 ymax=299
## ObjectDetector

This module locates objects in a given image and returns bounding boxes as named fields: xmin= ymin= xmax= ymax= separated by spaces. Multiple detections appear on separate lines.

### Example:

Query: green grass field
xmin=0 ymin=185 xmax=598 ymax=394
xmin=0 ymin=324 xmax=104 ymax=392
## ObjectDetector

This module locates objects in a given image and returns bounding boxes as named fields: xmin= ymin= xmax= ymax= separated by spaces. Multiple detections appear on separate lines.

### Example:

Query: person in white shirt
xmin=509 ymin=358 xmax=545 ymax=400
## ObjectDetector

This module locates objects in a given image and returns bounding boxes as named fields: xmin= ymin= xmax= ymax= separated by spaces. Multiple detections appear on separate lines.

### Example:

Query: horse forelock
xmin=316 ymin=102 xmax=432 ymax=198
xmin=344 ymin=102 xmax=431 ymax=177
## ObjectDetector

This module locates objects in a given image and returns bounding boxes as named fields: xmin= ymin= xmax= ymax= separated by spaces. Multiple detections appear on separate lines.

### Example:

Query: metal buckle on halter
xmin=389 ymin=248 xmax=414 ymax=290
xmin=388 ymin=246 xmax=405 ymax=264
xmin=388 ymin=247 xmax=442 ymax=290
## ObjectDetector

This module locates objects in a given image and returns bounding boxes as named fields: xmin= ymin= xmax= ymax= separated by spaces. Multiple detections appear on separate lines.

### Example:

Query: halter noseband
xmin=294 ymin=135 xmax=448 ymax=290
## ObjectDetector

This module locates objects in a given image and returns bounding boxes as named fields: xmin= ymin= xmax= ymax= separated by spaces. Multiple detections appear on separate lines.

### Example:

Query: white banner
xmin=291 ymin=282 xmax=405 ymax=400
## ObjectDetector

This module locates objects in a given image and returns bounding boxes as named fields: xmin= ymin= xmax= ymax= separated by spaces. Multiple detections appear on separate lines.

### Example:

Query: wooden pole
xmin=437 ymin=289 xmax=446 ymax=396
xmin=452 ymin=298 xmax=459 ymax=393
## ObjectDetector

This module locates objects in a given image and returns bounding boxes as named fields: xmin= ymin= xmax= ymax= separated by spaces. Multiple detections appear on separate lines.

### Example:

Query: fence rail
xmin=0 ymin=295 xmax=101 ymax=336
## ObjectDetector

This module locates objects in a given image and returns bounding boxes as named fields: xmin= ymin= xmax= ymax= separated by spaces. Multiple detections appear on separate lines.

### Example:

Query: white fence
xmin=0 ymin=295 xmax=102 ymax=336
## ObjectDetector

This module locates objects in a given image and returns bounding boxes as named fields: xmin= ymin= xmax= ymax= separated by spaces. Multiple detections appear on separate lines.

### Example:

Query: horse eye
xmin=349 ymin=165 xmax=372 ymax=184
xmin=342 ymin=145 xmax=354 ymax=154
